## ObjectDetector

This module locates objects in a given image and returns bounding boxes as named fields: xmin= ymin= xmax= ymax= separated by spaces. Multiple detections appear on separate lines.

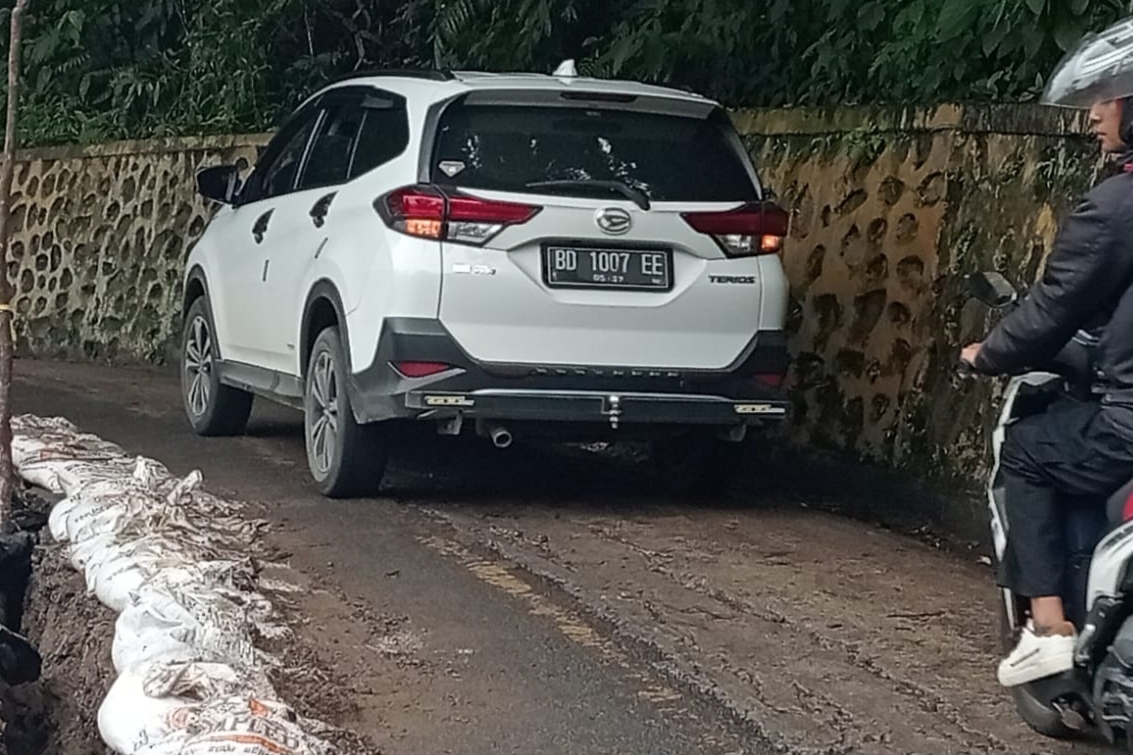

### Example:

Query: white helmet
xmin=1043 ymin=15 xmax=1133 ymax=108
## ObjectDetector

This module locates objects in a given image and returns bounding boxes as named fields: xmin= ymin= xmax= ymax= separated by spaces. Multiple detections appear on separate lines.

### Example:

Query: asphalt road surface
xmin=14 ymin=357 xmax=1101 ymax=755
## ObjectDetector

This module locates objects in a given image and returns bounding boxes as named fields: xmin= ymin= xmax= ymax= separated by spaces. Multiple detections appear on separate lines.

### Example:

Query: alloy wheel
xmin=183 ymin=315 xmax=213 ymax=418
xmin=308 ymin=350 xmax=340 ymax=475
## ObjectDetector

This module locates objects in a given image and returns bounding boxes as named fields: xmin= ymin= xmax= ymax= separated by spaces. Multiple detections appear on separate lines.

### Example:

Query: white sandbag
xmin=89 ymin=544 xmax=202 ymax=614
xmin=144 ymin=561 xmax=254 ymax=594
xmin=98 ymin=668 xmax=192 ymax=755
xmin=63 ymin=497 xmax=126 ymax=545
xmin=14 ymin=414 xmax=350 ymax=755
xmin=132 ymin=697 xmax=337 ymax=755
xmin=69 ymin=531 xmax=117 ymax=573
xmin=69 ymin=496 xmax=163 ymax=581
xmin=16 ymin=444 xmax=133 ymax=495
xmin=112 ymin=588 xmax=260 ymax=673
xmin=86 ymin=537 xmax=200 ymax=584
xmin=91 ymin=550 xmax=239 ymax=615
xmin=48 ymin=497 xmax=78 ymax=542
xmin=126 ymin=561 xmax=288 ymax=642
xmin=57 ymin=460 xmax=138 ymax=499
xmin=178 ymin=714 xmax=339 ymax=755
xmin=113 ymin=601 xmax=196 ymax=672
xmin=101 ymin=663 xmax=280 ymax=755
xmin=66 ymin=473 xmax=136 ymax=500
xmin=132 ymin=456 xmax=176 ymax=490
xmin=73 ymin=499 xmax=144 ymax=542
xmin=17 ymin=462 xmax=64 ymax=493
xmin=10 ymin=435 xmax=51 ymax=467
xmin=65 ymin=487 xmax=156 ymax=545
xmin=142 ymin=660 xmax=277 ymax=702
xmin=134 ymin=561 xmax=260 ymax=612
xmin=94 ymin=559 xmax=152 ymax=614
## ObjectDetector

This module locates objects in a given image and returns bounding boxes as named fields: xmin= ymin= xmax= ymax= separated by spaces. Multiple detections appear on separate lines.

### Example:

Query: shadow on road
xmin=241 ymin=409 xmax=790 ymax=513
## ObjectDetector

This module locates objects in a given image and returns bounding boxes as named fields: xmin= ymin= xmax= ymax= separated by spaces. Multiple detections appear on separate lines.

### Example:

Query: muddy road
xmin=13 ymin=358 xmax=1100 ymax=755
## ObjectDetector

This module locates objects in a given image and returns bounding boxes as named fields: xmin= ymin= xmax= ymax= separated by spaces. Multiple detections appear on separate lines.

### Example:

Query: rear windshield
xmin=429 ymin=102 xmax=759 ymax=202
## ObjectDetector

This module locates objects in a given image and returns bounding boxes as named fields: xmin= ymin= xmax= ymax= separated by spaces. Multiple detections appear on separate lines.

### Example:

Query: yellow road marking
xmin=418 ymin=534 xmax=684 ymax=705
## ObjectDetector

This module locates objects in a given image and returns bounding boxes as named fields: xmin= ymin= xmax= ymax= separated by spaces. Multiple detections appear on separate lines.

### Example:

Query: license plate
xmin=543 ymin=246 xmax=672 ymax=291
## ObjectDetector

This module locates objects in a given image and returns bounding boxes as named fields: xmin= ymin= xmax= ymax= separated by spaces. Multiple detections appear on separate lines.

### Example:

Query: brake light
xmin=681 ymin=202 xmax=789 ymax=257
xmin=376 ymin=185 xmax=542 ymax=246
xmin=392 ymin=361 xmax=453 ymax=378
xmin=755 ymin=373 xmax=785 ymax=388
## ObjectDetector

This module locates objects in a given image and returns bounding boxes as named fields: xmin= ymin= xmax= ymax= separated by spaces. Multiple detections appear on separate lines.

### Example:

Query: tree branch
xmin=0 ymin=0 xmax=31 ymax=530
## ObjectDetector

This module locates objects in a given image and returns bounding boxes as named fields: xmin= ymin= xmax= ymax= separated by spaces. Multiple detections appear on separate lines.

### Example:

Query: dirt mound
xmin=7 ymin=538 xmax=114 ymax=755
xmin=0 ymin=488 xmax=114 ymax=755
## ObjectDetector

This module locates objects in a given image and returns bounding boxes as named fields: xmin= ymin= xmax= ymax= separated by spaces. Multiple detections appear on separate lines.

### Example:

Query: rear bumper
xmin=345 ymin=318 xmax=789 ymax=427
xmin=406 ymin=389 xmax=787 ymax=426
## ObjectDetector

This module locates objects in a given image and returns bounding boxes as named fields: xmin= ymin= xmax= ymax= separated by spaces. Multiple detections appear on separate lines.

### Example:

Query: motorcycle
xmin=966 ymin=270 xmax=1133 ymax=747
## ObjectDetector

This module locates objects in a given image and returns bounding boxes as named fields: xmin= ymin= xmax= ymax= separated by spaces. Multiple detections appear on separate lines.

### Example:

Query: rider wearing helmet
xmin=962 ymin=16 xmax=1133 ymax=688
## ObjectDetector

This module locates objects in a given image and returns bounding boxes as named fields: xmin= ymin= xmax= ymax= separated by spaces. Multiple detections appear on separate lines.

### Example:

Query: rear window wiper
xmin=525 ymin=180 xmax=651 ymax=211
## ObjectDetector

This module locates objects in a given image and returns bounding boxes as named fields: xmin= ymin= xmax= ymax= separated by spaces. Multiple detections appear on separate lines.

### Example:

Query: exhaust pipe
xmin=488 ymin=424 xmax=513 ymax=449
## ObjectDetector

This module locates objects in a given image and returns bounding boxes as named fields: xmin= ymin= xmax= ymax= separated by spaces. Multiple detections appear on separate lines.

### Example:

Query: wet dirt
xmin=2 ymin=490 xmax=114 ymax=755
xmin=16 ymin=542 xmax=115 ymax=755
xmin=255 ymin=561 xmax=385 ymax=755
xmin=13 ymin=358 xmax=1114 ymax=755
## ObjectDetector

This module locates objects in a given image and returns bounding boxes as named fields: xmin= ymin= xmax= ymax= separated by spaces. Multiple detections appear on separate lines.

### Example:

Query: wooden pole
xmin=0 ymin=0 xmax=31 ymax=531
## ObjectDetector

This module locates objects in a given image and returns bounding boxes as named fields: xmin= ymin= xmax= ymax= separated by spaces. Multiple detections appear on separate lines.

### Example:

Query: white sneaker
xmin=997 ymin=620 xmax=1076 ymax=687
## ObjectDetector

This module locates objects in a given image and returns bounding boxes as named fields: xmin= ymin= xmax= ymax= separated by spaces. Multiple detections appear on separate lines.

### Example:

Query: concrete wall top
xmin=2 ymin=102 xmax=1092 ymax=166
xmin=731 ymin=103 xmax=1090 ymax=138
xmin=7 ymin=133 xmax=273 ymax=164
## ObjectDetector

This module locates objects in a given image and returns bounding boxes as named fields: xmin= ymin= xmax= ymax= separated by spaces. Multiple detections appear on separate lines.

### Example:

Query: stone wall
xmin=8 ymin=135 xmax=266 ymax=363
xmin=3 ymin=105 xmax=1105 ymax=484
xmin=738 ymin=105 xmax=1101 ymax=483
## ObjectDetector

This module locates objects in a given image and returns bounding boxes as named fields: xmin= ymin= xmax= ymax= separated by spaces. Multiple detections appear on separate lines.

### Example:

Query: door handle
xmin=253 ymin=209 xmax=274 ymax=244
xmin=310 ymin=192 xmax=337 ymax=228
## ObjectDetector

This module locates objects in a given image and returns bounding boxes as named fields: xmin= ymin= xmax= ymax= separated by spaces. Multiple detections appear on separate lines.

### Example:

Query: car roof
xmin=308 ymin=65 xmax=717 ymax=108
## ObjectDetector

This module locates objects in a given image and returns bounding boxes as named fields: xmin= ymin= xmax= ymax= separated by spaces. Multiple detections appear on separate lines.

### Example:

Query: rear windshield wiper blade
xmin=525 ymin=180 xmax=651 ymax=211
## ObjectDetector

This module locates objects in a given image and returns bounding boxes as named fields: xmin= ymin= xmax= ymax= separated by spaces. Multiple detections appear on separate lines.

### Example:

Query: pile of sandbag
xmin=12 ymin=414 xmax=344 ymax=755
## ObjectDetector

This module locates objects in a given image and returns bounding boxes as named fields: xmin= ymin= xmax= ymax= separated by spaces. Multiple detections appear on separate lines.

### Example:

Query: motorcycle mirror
xmin=967 ymin=271 xmax=1017 ymax=308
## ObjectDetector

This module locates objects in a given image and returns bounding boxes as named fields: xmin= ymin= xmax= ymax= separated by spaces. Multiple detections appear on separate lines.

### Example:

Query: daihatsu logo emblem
xmin=595 ymin=207 xmax=632 ymax=235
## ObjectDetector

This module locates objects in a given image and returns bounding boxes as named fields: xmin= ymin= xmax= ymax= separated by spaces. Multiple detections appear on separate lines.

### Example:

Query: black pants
xmin=998 ymin=396 xmax=1133 ymax=598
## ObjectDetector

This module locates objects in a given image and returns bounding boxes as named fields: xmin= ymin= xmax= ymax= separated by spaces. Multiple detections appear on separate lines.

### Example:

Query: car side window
xmin=349 ymin=93 xmax=411 ymax=179
xmin=257 ymin=115 xmax=320 ymax=201
xmin=298 ymin=101 xmax=366 ymax=192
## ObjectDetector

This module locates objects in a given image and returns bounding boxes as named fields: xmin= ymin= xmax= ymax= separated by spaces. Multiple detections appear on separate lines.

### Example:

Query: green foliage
xmin=434 ymin=0 xmax=1131 ymax=105
xmin=1 ymin=0 xmax=435 ymax=145
xmin=0 ymin=0 xmax=1131 ymax=147
xmin=831 ymin=0 xmax=1130 ymax=102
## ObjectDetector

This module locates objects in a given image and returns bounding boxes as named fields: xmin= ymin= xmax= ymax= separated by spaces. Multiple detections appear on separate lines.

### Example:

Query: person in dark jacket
xmin=962 ymin=17 xmax=1133 ymax=687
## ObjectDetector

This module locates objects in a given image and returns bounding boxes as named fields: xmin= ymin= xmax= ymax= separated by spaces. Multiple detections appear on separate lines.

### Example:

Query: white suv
xmin=180 ymin=64 xmax=791 ymax=498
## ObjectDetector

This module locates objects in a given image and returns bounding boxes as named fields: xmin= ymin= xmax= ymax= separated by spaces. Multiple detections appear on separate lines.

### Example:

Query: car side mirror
xmin=967 ymin=271 xmax=1018 ymax=309
xmin=197 ymin=165 xmax=241 ymax=205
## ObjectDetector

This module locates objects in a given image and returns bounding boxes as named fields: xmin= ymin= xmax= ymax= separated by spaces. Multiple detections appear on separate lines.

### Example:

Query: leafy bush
xmin=0 ymin=0 xmax=1129 ymax=146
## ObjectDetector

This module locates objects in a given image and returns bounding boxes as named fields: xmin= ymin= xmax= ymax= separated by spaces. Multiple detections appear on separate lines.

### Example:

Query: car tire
xmin=651 ymin=431 xmax=746 ymax=497
xmin=180 ymin=297 xmax=253 ymax=437
xmin=304 ymin=326 xmax=388 ymax=498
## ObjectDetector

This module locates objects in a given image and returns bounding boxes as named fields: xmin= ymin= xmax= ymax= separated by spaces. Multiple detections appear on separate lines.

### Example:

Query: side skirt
xmin=216 ymin=361 xmax=305 ymax=412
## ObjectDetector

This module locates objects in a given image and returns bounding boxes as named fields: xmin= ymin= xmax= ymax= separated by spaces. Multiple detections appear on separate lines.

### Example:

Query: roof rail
xmin=325 ymin=68 xmax=456 ymax=85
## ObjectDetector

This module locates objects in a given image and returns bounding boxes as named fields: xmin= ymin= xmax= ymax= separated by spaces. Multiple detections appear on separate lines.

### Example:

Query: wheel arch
xmin=182 ymin=266 xmax=211 ymax=319
xmin=181 ymin=267 xmax=229 ymax=362
xmin=301 ymin=280 xmax=351 ymax=378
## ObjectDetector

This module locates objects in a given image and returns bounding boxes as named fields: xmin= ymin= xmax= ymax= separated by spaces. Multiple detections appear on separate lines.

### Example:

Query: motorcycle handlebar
xmin=957 ymin=359 xmax=978 ymax=379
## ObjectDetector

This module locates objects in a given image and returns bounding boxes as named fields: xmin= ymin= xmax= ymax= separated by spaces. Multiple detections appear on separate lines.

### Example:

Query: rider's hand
xmin=961 ymin=342 xmax=982 ymax=366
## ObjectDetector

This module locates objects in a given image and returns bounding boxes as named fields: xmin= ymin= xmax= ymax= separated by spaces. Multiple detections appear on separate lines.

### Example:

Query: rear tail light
xmin=754 ymin=373 xmax=785 ymax=388
xmin=681 ymin=202 xmax=789 ymax=258
xmin=376 ymin=185 xmax=542 ymax=246
xmin=391 ymin=361 xmax=454 ymax=378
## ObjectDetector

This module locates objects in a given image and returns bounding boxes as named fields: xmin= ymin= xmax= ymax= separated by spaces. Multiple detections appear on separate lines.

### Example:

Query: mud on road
xmin=12 ymin=358 xmax=1105 ymax=755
